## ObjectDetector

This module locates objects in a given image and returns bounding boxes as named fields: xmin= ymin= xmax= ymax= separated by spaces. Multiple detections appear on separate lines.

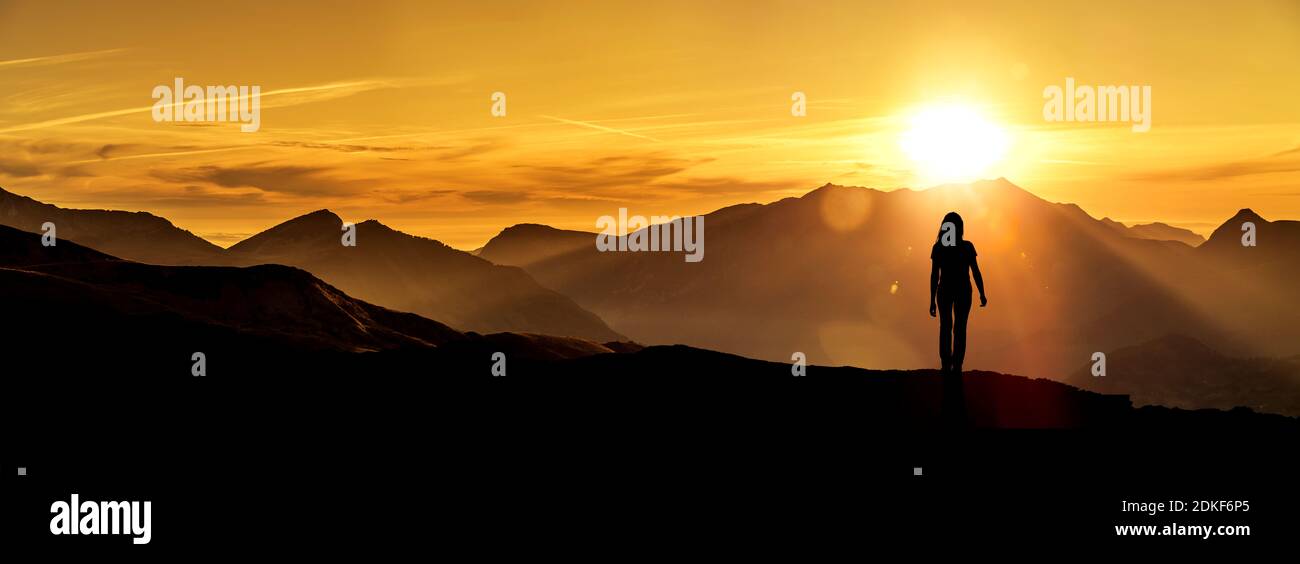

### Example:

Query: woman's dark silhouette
xmin=929 ymin=212 xmax=987 ymax=373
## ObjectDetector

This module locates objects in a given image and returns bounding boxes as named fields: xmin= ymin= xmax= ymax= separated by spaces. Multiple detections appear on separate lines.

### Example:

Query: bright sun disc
xmin=900 ymin=104 xmax=1009 ymax=184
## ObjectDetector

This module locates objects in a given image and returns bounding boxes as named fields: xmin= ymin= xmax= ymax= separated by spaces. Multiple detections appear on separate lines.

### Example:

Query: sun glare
xmin=899 ymin=104 xmax=1010 ymax=184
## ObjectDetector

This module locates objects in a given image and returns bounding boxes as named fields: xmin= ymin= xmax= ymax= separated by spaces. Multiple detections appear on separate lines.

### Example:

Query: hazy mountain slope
xmin=0 ymin=224 xmax=461 ymax=353
xmin=478 ymin=223 xmax=593 ymax=267
xmin=1100 ymin=216 xmax=1205 ymax=246
xmin=1187 ymin=208 xmax=1300 ymax=356
xmin=0 ymin=188 xmax=623 ymax=341
xmin=0 ymin=187 xmax=226 ymax=265
xmin=0 ymin=224 xmax=622 ymax=377
xmin=1127 ymin=222 xmax=1205 ymax=246
xmin=1069 ymin=334 xmax=1300 ymax=416
xmin=227 ymin=210 xmax=623 ymax=341
xmin=1200 ymin=208 xmax=1300 ymax=265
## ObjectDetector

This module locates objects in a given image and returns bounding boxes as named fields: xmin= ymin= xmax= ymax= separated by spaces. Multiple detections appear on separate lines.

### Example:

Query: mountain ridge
xmin=0 ymin=223 xmax=630 ymax=369
xmin=477 ymin=178 xmax=1300 ymax=415
xmin=3 ymin=222 xmax=1294 ymax=430
xmin=0 ymin=188 xmax=623 ymax=341
xmin=0 ymin=186 xmax=226 ymax=265
xmin=226 ymin=211 xmax=624 ymax=341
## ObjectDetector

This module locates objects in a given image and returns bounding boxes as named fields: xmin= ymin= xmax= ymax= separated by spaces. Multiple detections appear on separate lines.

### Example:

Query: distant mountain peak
xmin=1121 ymin=221 xmax=1206 ymax=246
xmin=972 ymin=177 xmax=1032 ymax=194
xmin=802 ymin=182 xmax=876 ymax=200
xmin=353 ymin=219 xmax=453 ymax=249
xmin=800 ymin=178 xmax=1031 ymax=203
xmin=226 ymin=209 xmax=621 ymax=341
xmin=1231 ymin=208 xmax=1265 ymax=222
xmin=227 ymin=209 xmax=344 ymax=256
xmin=1201 ymin=207 xmax=1295 ymax=252
xmin=807 ymin=182 xmax=846 ymax=193
xmin=975 ymin=176 xmax=1012 ymax=186
xmin=1214 ymin=208 xmax=1269 ymax=233
xmin=503 ymin=223 xmax=571 ymax=234
xmin=292 ymin=209 xmax=344 ymax=224
xmin=278 ymin=208 xmax=343 ymax=228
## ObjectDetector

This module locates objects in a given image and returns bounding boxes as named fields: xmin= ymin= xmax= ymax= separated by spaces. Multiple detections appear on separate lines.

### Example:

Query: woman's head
xmin=938 ymin=211 xmax=964 ymax=242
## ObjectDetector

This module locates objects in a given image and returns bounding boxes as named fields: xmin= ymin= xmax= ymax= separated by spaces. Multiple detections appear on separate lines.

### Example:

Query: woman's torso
xmin=932 ymin=240 xmax=975 ymax=291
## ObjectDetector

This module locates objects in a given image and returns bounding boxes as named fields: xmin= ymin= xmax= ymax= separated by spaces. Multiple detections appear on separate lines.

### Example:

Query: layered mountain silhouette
xmin=479 ymin=179 xmax=1300 ymax=415
xmin=0 ymin=223 xmax=624 ymax=377
xmin=475 ymin=223 xmax=592 ymax=267
xmin=1071 ymin=334 xmax=1300 ymax=416
xmin=1 ymin=199 xmax=1296 ymax=431
xmin=0 ymin=188 xmax=621 ymax=342
xmin=1099 ymin=216 xmax=1205 ymax=246
xmin=224 ymin=210 xmax=622 ymax=341
xmin=5 ymin=181 xmax=1296 ymax=417
xmin=1201 ymin=207 xmax=1300 ymax=266
xmin=0 ymin=187 xmax=225 ymax=265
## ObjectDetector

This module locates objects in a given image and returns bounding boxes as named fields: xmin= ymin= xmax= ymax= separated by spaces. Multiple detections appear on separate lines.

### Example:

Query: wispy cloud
xmin=461 ymin=190 xmax=532 ymax=205
xmin=0 ymin=79 xmax=394 ymax=134
xmin=0 ymin=48 xmax=127 ymax=69
xmin=0 ymin=157 xmax=42 ymax=177
xmin=67 ymin=145 xmax=254 ymax=165
xmin=152 ymin=162 xmax=363 ymax=197
xmin=539 ymin=115 xmax=663 ymax=142
xmin=327 ymin=122 xmax=552 ymax=144
xmin=1129 ymin=145 xmax=1300 ymax=182
xmin=269 ymin=141 xmax=419 ymax=153
xmin=650 ymin=176 xmax=798 ymax=196
xmin=510 ymin=153 xmax=701 ymax=193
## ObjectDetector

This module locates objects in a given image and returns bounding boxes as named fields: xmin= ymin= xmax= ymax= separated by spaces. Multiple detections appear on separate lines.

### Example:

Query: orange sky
xmin=1 ymin=0 xmax=1298 ymax=248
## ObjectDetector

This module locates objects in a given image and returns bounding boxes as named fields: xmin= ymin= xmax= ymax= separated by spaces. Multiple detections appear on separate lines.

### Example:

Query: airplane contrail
xmin=328 ymin=112 xmax=696 ymax=143
xmin=0 ymin=80 xmax=390 ymax=134
xmin=0 ymin=48 xmax=127 ymax=69
xmin=538 ymin=115 xmax=662 ymax=142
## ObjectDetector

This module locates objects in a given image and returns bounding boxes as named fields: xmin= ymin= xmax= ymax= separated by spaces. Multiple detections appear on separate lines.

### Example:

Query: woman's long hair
xmin=937 ymin=211 xmax=965 ymax=243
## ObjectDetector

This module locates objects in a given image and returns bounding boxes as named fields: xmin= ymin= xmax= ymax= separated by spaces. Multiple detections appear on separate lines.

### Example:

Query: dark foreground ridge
xmin=3 ymin=223 xmax=1297 ymax=553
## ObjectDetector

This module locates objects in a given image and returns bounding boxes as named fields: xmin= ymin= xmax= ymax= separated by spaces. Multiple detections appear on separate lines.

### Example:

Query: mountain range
xmin=478 ymin=179 xmax=1300 ymax=414
xmin=222 ymin=209 xmax=622 ymax=341
xmin=0 ymin=187 xmax=224 ymax=265
xmin=4 ymin=220 xmax=1296 ymax=433
xmin=0 ymin=222 xmax=626 ymax=378
xmin=1074 ymin=334 xmax=1300 ymax=415
xmin=0 ymin=187 xmax=621 ymax=342
xmin=4 ymin=180 xmax=1298 ymax=416
xmin=1098 ymin=216 xmax=1205 ymax=246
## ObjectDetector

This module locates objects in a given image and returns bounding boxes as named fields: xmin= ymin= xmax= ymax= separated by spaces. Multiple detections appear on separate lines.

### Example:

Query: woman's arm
xmin=972 ymin=256 xmax=987 ymax=307
xmin=929 ymin=259 xmax=939 ymax=317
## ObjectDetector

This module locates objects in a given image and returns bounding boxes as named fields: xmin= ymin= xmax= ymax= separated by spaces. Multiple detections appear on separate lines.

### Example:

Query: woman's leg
xmin=952 ymin=289 xmax=973 ymax=372
xmin=938 ymin=289 xmax=954 ymax=371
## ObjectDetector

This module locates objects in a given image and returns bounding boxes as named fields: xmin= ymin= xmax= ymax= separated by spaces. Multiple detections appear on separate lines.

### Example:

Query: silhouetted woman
xmin=929 ymin=212 xmax=987 ymax=374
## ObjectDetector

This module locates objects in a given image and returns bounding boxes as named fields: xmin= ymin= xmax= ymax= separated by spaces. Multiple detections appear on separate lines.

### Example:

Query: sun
xmin=899 ymin=104 xmax=1010 ymax=184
